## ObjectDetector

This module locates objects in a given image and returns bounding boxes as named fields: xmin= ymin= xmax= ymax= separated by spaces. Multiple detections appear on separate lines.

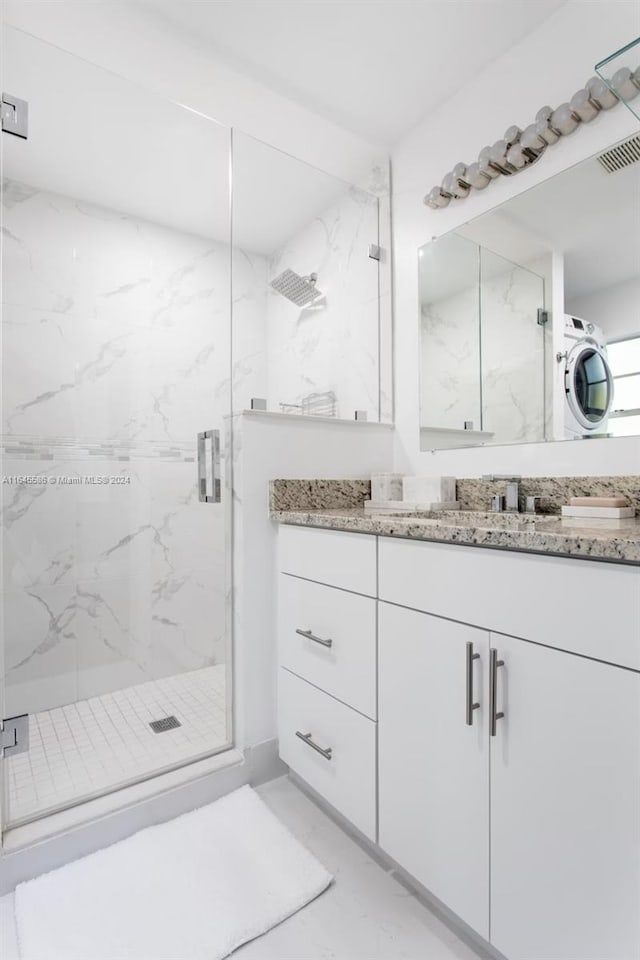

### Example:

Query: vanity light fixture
xmin=423 ymin=54 xmax=640 ymax=210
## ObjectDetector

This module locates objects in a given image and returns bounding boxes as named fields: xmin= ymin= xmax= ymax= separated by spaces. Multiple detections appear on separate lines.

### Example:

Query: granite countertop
xmin=271 ymin=506 xmax=640 ymax=565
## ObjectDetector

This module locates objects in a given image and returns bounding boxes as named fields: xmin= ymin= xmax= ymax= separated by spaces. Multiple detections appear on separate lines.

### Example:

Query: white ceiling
xmin=135 ymin=0 xmax=567 ymax=146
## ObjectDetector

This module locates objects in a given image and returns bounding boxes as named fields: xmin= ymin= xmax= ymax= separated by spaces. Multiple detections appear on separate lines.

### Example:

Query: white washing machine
xmin=562 ymin=315 xmax=614 ymax=439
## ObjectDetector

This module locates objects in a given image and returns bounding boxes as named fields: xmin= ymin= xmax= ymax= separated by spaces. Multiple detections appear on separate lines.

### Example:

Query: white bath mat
xmin=14 ymin=785 xmax=332 ymax=960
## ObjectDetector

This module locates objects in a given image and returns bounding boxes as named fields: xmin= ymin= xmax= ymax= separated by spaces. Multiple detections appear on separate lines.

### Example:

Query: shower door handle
xmin=197 ymin=429 xmax=221 ymax=503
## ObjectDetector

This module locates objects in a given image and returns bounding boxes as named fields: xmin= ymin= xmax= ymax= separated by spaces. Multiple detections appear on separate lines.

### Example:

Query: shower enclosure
xmin=1 ymin=28 xmax=233 ymax=829
xmin=1 ymin=23 xmax=391 ymax=840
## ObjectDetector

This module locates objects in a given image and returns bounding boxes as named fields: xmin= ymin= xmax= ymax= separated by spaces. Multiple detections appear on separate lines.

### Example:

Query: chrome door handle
xmin=489 ymin=647 xmax=505 ymax=737
xmin=465 ymin=641 xmax=480 ymax=726
xmin=295 ymin=731 xmax=332 ymax=760
xmin=295 ymin=628 xmax=333 ymax=649
xmin=197 ymin=429 xmax=221 ymax=503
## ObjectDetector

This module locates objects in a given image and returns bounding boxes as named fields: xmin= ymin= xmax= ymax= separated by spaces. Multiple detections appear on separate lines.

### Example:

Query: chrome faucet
xmin=483 ymin=475 xmax=522 ymax=513
xmin=505 ymin=481 xmax=520 ymax=512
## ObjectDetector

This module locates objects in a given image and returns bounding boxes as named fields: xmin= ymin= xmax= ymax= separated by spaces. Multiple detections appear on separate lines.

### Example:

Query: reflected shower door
xmin=480 ymin=249 xmax=547 ymax=444
xmin=1 ymin=27 xmax=232 ymax=829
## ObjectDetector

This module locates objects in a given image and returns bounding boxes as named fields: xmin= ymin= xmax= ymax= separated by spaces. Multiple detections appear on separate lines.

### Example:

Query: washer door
xmin=565 ymin=341 xmax=613 ymax=432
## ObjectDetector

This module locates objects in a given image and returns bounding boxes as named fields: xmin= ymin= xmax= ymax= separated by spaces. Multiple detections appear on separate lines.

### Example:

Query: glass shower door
xmin=1 ymin=28 xmax=232 ymax=829
xmin=480 ymin=249 xmax=547 ymax=444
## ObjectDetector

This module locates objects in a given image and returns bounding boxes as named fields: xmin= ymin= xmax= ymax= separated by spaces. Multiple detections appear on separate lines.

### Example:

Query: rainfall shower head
xmin=270 ymin=269 xmax=323 ymax=307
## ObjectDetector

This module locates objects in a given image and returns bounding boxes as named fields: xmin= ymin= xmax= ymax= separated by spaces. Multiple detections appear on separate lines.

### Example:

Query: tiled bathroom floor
xmin=0 ymin=776 xmax=487 ymax=960
xmin=5 ymin=664 xmax=228 ymax=824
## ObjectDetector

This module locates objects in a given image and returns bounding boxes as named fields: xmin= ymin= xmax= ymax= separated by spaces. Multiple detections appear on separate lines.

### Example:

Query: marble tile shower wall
xmin=264 ymin=187 xmax=383 ymax=421
xmin=0 ymin=179 xmax=253 ymax=715
xmin=421 ymin=262 xmax=547 ymax=443
xmin=480 ymin=262 xmax=547 ymax=444
xmin=421 ymin=288 xmax=481 ymax=431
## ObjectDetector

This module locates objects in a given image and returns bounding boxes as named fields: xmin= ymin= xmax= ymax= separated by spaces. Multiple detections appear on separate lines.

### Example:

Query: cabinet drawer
xmin=278 ymin=668 xmax=377 ymax=840
xmin=279 ymin=575 xmax=376 ymax=718
xmin=379 ymin=538 xmax=640 ymax=670
xmin=279 ymin=525 xmax=376 ymax=596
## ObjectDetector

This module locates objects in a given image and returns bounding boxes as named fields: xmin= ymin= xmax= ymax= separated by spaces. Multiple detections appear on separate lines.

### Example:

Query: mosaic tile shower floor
xmin=5 ymin=664 xmax=227 ymax=824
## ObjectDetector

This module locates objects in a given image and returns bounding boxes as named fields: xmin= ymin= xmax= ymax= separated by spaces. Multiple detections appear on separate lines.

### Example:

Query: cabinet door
xmin=378 ymin=602 xmax=490 ymax=939
xmin=490 ymin=634 xmax=640 ymax=960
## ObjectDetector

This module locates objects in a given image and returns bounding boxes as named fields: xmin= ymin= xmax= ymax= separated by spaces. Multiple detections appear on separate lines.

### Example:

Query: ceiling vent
xmin=596 ymin=134 xmax=640 ymax=173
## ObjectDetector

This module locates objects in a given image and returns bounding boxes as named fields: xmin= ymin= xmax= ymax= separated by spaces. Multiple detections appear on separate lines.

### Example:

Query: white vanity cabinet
xmin=277 ymin=526 xmax=378 ymax=840
xmin=378 ymin=603 xmax=490 ymax=939
xmin=489 ymin=633 xmax=640 ymax=960
xmin=277 ymin=524 xmax=640 ymax=960
xmin=377 ymin=537 xmax=640 ymax=960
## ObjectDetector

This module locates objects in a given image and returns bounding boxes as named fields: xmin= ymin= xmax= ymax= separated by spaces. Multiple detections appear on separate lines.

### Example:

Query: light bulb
xmin=506 ymin=143 xmax=527 ymax=170
xmin=586 ymin=76 xmax=618 ymax=109
xmin=466 ymin=162 xmax=492 ymax=189
xmin=489 ymin=139 xmax=515 ymax=174
xmin=477 ymin=146 xmax=501 ymax=179
xmin=452 ymin=163 xmax=471 ymax=195
xmin=503 ymin=125 xmax=522 ymax=148
xmin=440 ymin=173 xmax=456 ymax=198
xmin=551 ymin=103 xmax=580 ymax=135
xmin=535 ymin=105 xmax=553 ymax=123
xmin=423 ymin=186 xmax=450 ymax=209
xmin=569 ymin=88 xmax=600 ymax=122
xmin=535 ymin=117 xmax=559 ymax=145
xmin=520 ymin=124 xmax=546 ymax=158
xmin=611 ymin=67 xmax=640 ymax=101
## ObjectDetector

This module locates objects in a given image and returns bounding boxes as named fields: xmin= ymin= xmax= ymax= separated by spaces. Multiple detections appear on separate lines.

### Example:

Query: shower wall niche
xmin=231 ymin=133 xmax=392 ymax=423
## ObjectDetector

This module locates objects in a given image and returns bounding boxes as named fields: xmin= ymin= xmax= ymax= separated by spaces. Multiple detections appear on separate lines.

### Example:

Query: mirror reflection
xmin=419 ymin=134 xmax=640 ymax=450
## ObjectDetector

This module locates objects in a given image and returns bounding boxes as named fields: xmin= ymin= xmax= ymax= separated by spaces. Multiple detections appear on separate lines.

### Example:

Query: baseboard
xmin=244 ymin=737 xmax=288 ymax=786
xmin=289 ymin=771 xmax=508 ymax=960
xmin=0 ymin=738 xmax=283 ymax=895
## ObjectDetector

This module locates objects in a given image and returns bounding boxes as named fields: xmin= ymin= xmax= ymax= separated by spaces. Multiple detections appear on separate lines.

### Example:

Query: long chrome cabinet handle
xmin=465 ymin=641 xmax=480 ymax=726
xmin=295 ymin=628 xmax=333 ymax=648
xmin=197 ymin=429 xmax=221 ymax=503
xmin=295 ymin=731 xmax=333 ymax=760
xmin=489 ymin=647 xmax=505 ymax=737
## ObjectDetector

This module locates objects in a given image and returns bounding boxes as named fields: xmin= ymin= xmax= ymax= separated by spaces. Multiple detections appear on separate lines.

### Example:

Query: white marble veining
xmin=480 ymin=256 xmax=547 ymax=444
xmin=1 ymin=178 xmax=237 ymax=719
xmin=421 ymin=286 xmax=481 ymax=431
xmin=1 ymin=167 xmax=390 ymax=814
xmin=264 ymin=186 xmax=382 ymax=422
xmin=420 ymin=242 xmax=548 ymax=444
xmin=2 ymin=179 xmax=233 ymax=442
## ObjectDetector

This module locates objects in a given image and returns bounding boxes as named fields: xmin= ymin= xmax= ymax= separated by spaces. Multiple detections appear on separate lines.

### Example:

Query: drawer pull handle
xmin=296 ymin=628 xmax=333 ymax=649
xmin=465 ymin=641 xmax=480 ymax=726
xmin=489 ymin=647 xmax=505 ymax=737
xmin=295 ymin=730 xmax=333 ymax=760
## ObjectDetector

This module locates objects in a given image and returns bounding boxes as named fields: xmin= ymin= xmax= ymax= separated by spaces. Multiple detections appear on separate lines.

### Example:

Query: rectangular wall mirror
xmin=418 ymin=133 xmax=640 ymax=450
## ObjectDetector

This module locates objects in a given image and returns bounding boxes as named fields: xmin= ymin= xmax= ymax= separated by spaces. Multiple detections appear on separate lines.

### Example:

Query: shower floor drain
xmin=149 ymin=715 xmax=181 ymax=733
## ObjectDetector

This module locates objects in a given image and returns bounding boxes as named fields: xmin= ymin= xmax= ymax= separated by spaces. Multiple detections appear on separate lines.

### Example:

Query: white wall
xmin=392 ymin=0 xmax=640 ymax=476
xmin=567 ymin=276 xmax=640 ymax=342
